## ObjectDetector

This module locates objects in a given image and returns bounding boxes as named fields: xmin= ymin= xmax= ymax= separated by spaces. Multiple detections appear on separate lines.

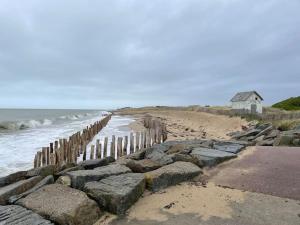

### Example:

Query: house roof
xmin=230 ymin=91 xmax=263 ymax=102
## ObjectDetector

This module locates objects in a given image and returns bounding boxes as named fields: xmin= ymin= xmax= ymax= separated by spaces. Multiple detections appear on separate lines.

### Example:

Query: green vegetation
xmin=272 ymin=97 xmax=300 ymax=111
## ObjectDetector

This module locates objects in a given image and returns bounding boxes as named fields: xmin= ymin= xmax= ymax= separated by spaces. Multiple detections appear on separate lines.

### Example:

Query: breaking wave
xmin=0 ymin=119 xmax=53 ymax=131
xmin=0 ymin=112 xmax=100 ymax=131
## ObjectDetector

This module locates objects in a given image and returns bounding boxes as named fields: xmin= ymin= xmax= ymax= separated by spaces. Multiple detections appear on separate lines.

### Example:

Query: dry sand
xmin=116 ymin=107 xmax=247 ymax=140
xmin=107 ymin=181 xmax=300 ymax=225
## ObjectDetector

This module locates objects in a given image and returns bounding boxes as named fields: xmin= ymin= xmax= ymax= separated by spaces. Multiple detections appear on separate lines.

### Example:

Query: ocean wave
xmin=0 ymin=119 xmax=54 ymax=131
xmin=0 ymin=111 xmax=102 ymax=131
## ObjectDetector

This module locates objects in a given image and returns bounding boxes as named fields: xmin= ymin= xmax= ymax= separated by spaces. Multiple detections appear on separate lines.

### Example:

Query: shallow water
xmin=0 ymin=109 xmax=134 ymax=176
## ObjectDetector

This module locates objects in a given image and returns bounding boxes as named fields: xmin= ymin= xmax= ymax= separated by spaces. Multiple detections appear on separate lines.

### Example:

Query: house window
xmin=255 ymin=97 xmax=258 ymax=100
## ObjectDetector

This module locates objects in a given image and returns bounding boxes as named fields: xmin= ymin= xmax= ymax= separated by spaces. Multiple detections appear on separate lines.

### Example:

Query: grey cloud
xmin=0 ymin=0 xmax=299 ymax=108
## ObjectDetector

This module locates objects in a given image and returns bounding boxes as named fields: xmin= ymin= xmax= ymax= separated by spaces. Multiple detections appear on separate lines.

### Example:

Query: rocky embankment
xmin=229 ymin=122 xmax=300 ymax=147
xmin=0 ymin=138 xmax=248 ymax=225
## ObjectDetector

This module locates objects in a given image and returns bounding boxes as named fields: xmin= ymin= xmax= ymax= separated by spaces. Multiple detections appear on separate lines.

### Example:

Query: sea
xmin=0 ymin=109 xmax=134 ymax=176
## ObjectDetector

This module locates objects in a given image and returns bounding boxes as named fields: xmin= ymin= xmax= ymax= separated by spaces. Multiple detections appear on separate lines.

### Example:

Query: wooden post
xmin=135 ymin=132 xmax=140 ymax=151
xmin=37 ymin=151 xmax=42 ymax=167
xmin=130 ymin=133 xmax=134 ymax=154
xmin=123 ymin=136 xmax=128 ymax=155
xmin=83 ymin=143 xmax=87 ymax=161
xmin=33 ymin=154 xmax=37 ymax=168
xmin=111 ymin=135 xmax=116 ymax=159
xmin=97 ymin=143 xmax=102 ymax=159
xmin=90 ymin=145 xmax=95 ymax=160
xmin=117 ymin=137 xmax=123 ymax=158
xmin=103 ymin=137 xmax=108 ymax=157
xmin=96 ymin=139 xmax=100 ymax=159
xmin=140 ymin=132 xmax=144 ymax=149
xmin=46 ymin=147 xmax=50 ymax=165
xmin=42 ymin=147 xmax=47 ymax=166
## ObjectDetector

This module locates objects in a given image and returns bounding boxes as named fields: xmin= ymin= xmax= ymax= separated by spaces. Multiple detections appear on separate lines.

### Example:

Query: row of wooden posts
xmin=33 ymin=114 xmax=112 ymax=168
xmin=33 ymin=115 xmax=168 ymax=168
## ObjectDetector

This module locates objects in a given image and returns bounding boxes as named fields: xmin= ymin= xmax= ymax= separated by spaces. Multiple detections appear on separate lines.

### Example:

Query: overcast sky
xmin=0 ymin=0 xmax=299 ymax=109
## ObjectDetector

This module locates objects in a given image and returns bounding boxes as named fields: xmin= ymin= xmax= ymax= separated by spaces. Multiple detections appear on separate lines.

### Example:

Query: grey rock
xmin=56 ymin=165 xmax=84 ymax=176
xmin=17 ymin=184 xmax=101 ymax=225
xmin=56 ymin=176 xmax=71 ymax=186
xmin=126 ymin=149 xmax=146 ymax=160
xmin=78 ymin=156 xmax=115 ymax=170
xmin=145 ymin=147 xmax=173 ymax=166
xmin=213 ymin=142 xmax=245 ymax=154
xmin=9 ymin=175 xmax=54 ymax=204
xmin=144 ymin=162 xmax=202 ymax=192
xmin=0 ymin=176 xmax=42 ymax=205
xmin=232 ymin=129 xmax=261 ymax=139
xmin=59 ymin=162 xmax=77 ymax=171
xmin=277 ymin=134 xmax=294 ymax=146
xmin=84 ymin=173 xmax=145 ymax=215
xmin=26 ymin=165 xmax=57 ymax=178
xmin=67 ymin=164 xmax=131 ymax=190
xmin=253 ymin=125 xmax=273 ymax=139
xmin=126 ymin=159 xmax=161 ymax=173
xmin=0 ymin=205 xmax=53 ymax=224
xmin=190 ymin=147 xmax=237 ymax=167
xmin=256 ymin=139 xmax=275 ymax=146
xmin=264 ymin=130 xmax=280 ymax=139
xmin=171 ymin=153 xmax=203 ymax=167
xmin=0 ymin=171 xmax=27 ymax=188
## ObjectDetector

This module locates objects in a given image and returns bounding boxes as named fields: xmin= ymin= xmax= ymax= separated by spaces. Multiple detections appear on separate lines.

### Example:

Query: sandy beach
xmin=116 ymin=107 xmax=248 ymax=140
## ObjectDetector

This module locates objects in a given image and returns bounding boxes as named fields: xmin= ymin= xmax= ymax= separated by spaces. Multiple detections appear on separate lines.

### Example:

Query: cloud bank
xmin=0 ymin=0 xmax=299 ymax=108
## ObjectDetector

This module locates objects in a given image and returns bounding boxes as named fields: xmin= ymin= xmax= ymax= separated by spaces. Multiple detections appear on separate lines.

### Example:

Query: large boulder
xmin=126 ymin=149 xmax=146 ymax=160
xmin=171 ymin=153 xmax=203 ymax=167
xmin=0 ymin=205 xmax=53 ymax=224
xmin=213 ymin=141 xmax=245 ymax=154
xmin=0 ymin=176 xmax=42 ymax=205
xmin=55 ymin=165 xmax=84 ymax=176
xmin=77 ymin=156 xmax=115 ymax=170
xmin=17 ymin=184 xmax=101 ymax=225
xmin=84 ymin=173 xmax=145 ymax=215
xmin=67 ymin=164 xmax=131 ymax=190
xmin=190 ymin=147 xmax=237 ymax=167
xmin=0 ymin=171 xmax=27 ymax=188
xmin=26 ymin=165 xmax=57 ymax=178
xmin=125 ymin=159 xmax=161 ymax=173
xmin=144 ymin=162 xmax=202 ymax=192
xmin=9 ymin=175 xmax=54 ymax=204
xmin=145 ymin=146 xmax=173 ymax=166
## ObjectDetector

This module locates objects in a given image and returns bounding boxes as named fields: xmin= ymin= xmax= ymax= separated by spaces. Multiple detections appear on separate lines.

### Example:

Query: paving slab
xmin=212 ymin=146 xmax=300 ymax=200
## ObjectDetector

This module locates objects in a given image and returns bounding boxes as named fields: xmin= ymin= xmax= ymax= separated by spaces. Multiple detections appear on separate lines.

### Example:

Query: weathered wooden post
xmin=33 ymin=154 xmax=37 ymax=168
xmin=90 ymin=145 xmax=95 ymax=160
xmin=82 ymin=143 xmax=87 ymax=161
xmin=130 ymin=133 xmax=134 ymax=154
xmin=97 ymin=143 xmax=102 ymax=159
xmin=96 ymin=139 xmax=100 ymax=159
xmin=42 ymin=147 xmax=47 ymax=166
xmin=37 ymin=151 xmax=42 ymax=167
xmin=135 ymin=132 xmax=140 ymax=151
xmin=117 ymin=137 xmax=123 ymax=158
xmin=123 ymin=136 xmax=128 ymax=155
xmin=111 ymin=135 xmax=116 ymax=159
xmin=140 ymin=132 xmax=144 ymax=149
xmin=103 ymin=137 xmax=108 ymax=158
xmin=46 ymin=147 xmax=50 ymax=165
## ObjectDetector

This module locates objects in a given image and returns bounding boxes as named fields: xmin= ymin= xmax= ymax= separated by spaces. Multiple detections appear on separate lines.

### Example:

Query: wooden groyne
xmin=33 ymin=115 xmax=168 ymax=168
xmin=33 ymin=114 xmax=112 ymax=168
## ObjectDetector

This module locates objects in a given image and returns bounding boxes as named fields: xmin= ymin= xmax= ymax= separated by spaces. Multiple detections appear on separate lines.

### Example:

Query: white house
xmin=230 ymin=91 xmax=263 ymax=114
